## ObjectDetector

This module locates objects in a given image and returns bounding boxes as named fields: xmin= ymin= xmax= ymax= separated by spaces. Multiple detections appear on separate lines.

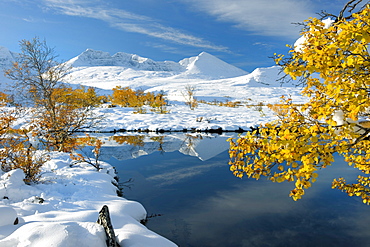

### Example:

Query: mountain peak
xmin=179 ymin=52 xmax=248 ymax=79
xmin=0 ymin=46 xmax=16 ymax=68
xmin=198 ymin=51 xmax=215 ymax=58
xmin=198 ymin=51 xmax=211 ymax=56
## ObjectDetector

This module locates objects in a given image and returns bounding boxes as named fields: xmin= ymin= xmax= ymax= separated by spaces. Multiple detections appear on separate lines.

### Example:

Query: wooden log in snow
xmin=97 ymin=205 xmax=121 ymax=247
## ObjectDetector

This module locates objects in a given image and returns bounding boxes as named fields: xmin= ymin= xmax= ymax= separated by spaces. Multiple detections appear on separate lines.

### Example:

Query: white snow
xmin=0 ymin=205 xmax=17 ymax=227
xmin=322 ymin=17 xmax=335 ymax=29
xmin=0 ymin=47 xmax=307 ymax=246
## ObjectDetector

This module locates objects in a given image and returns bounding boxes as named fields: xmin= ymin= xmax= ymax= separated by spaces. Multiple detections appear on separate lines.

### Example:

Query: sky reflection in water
xmin=104 ymin=134 xmax=370 ymax=247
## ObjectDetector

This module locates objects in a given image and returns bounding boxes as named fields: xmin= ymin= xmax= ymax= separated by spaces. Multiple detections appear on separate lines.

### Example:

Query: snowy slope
xmin=245 ymin=66 xmax=288 ymax=87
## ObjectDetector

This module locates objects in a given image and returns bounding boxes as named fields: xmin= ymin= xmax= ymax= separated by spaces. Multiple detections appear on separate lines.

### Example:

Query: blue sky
xmin=0 ymin=0 xmax=346 ymax=71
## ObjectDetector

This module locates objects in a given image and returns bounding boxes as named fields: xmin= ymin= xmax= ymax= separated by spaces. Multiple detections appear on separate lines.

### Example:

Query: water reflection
xmin=98 ymin=133 xmax=230 ymax=161
xmin=100 ymin=134 xmax=370 ymax=247
xmin=110 ymin=135 xmax=146 ymax=146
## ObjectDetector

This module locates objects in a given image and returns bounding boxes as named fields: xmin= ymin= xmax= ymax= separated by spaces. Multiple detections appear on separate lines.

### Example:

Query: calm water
xmin=101 ymin=134 xmax=370 ymax=247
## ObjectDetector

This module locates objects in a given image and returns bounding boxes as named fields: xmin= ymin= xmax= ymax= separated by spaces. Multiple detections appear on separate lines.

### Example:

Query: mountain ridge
xmin=66 ymin=49 xmax=185 ymax=73
xmin=66 ymin=49 xmax=248 ymax=79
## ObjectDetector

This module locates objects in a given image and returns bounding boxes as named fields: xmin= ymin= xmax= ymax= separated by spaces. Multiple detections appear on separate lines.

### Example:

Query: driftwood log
xmin=97 ymin=205 xmax=121 ymax=247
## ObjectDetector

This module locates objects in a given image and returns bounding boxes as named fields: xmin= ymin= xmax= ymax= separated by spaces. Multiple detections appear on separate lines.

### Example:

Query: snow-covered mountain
xmin=66 ymin=49 xmax=248 ymax=80
xmin=66 ymin=49 xmax=185 ymax=72
xmin=0 ymin=46 xmax=16 ymax=68
xmin=0 ymin=46 xmax=289 ymax=90
xmin=62 ymin=49 xmax=295 ymax=97
xmin=177 ymin=51 xmax=247 ymax=79
xmin=0 ymin=46 xmax=17 ymax=85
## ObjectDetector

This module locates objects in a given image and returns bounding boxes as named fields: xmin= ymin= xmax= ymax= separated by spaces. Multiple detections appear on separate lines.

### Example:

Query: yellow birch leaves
xmin=229 ymin=5 xmax=370 ymax=203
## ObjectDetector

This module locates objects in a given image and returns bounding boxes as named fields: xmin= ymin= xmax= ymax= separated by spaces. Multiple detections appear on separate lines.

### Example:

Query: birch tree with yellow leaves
xmin=229 ymin=0 xmax=370 ymax=203
xmin=5 ymin=37 xmax=104 ymax=152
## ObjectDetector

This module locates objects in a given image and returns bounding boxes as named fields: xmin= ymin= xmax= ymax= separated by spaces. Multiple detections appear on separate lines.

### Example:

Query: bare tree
xmin=182 ymin=85 xmax=198 ymax=110
xmin=5 ymin=37 xmax=70 ymax=106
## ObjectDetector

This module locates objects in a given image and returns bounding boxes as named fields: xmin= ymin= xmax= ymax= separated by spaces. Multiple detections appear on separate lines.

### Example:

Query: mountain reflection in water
xmin=98 ymin=133 xmax=370 ymax=247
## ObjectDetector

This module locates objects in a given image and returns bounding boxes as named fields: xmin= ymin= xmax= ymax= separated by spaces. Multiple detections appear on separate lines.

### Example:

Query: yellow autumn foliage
xmin=0 ymin=93 xmax=48 ymax=183
xmin=38 ymin=86 xmax=105 ymax=152
xmin=229 ymin=3 xmax=370 ymax=203
xmin=110 ymin=86 xmax=168 ymax=113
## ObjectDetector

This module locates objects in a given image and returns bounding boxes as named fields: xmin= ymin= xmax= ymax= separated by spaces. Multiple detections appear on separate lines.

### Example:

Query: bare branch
xmin=338 ymin=0 xmax=368 ymax=20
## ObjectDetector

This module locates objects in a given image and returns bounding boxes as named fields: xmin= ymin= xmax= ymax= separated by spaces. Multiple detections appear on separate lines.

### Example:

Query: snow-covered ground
xmin=0 ymin=47 xmax=306 ymax=246
xmin=0 ymin=152 xmax=177 ymax=246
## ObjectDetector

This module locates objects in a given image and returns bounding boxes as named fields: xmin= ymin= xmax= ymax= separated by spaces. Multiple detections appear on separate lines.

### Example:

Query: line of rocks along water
xmin=76 ymin=127 xmax=254 ymax=135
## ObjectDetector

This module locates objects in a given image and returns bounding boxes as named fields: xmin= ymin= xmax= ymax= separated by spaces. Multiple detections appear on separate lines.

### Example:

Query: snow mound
xmin=0 ymin=221 xmax=106 ymax=247
xmin=179 ymin=52 xmax=248 ymax=79
xmin=0 ymin=205 xmax=17 ymax=227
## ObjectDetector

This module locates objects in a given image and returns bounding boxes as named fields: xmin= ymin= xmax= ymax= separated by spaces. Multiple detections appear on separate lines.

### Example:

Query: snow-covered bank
xmin=0 ymin=152 xmax=176 ymax=246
